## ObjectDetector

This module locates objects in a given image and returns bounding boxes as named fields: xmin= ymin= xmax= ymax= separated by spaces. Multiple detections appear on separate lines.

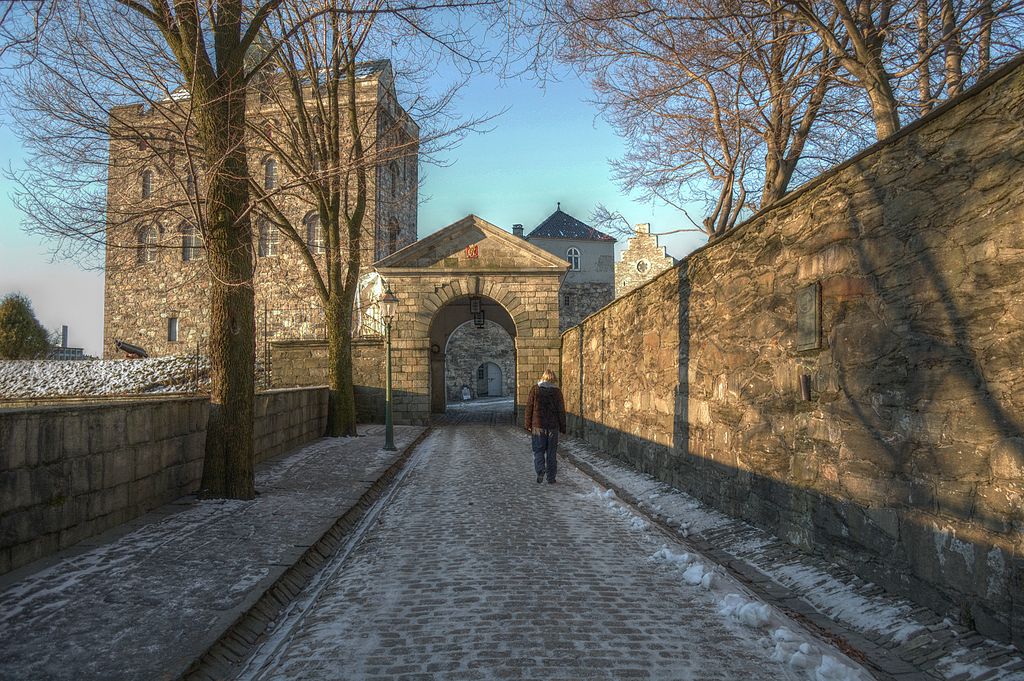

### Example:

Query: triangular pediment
xmin=375 ymin=214 xmax=570 ymax=273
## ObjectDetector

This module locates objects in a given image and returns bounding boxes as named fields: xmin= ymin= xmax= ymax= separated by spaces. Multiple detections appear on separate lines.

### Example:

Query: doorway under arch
xmin=429 ymin=295 xmax=516 ymax=414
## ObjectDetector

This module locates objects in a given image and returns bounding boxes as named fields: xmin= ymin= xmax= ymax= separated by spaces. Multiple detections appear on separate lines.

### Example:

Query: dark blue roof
xmin=526 ymin=208 xmax=616 ymax=241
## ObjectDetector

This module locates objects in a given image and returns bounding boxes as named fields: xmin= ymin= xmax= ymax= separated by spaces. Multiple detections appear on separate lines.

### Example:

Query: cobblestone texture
xmin=240 ymin=405 xmax=867 ymax=680
xmin=0 ymin=425 xmax=423 ymax=681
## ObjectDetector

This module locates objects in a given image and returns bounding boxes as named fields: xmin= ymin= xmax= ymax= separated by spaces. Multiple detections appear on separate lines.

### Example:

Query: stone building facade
xmin=375 ymin=214 xmax=568 ymax=423
xmin=521 ymin=207 xmax=616 ymax=331
xmin=615 ymin=223 xmax=676 ymax=297
xmin=561 ymin=57 xmax=1024 ymax=646
xmin=444 ymin=320 xmax=515 ymax=401
xmin=102 ymin=61 xmax=418 ymax=358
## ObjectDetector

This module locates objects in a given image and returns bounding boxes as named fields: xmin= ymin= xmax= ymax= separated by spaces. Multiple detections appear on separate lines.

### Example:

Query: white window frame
xmin=259 ymin=219 xmax=279 ymax=257
xmin=566 ymin=247 xmax=581 ymax=271
xmin=305 ymin=212 xmax=324 ymax=254
xmin=181 ymin=223 xmax=202 ymax=262
xmin=139 ymin=225 xmax=158 ymax=264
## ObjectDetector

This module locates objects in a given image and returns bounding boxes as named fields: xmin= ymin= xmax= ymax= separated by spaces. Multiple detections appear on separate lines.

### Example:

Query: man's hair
xmin=541 ymin=369 xmax=557 ymax=383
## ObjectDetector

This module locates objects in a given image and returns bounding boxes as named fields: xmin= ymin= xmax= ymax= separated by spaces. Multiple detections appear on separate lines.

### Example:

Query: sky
xmin=0 ymin=57 xmax=708 ymax=357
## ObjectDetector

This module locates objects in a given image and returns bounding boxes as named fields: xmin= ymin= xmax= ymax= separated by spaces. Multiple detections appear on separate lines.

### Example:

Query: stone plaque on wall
xmin=796 ymin=282 xmax=821 ymax=351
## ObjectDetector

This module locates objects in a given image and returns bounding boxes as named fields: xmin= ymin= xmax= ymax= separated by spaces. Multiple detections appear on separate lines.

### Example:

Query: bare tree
xmin=4 ymin=0 xmax=289 ymax=499
xmin=547 ymin=0 xmax=850 ymax=237
xmin=248 ymin=0 xmax=495 ymax=435
xmin=782 ymin=0 xmax=1024 ymax=140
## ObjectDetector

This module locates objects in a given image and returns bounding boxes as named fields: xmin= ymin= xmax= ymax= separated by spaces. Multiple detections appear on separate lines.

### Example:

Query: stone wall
xmin=443 ymin=320 xmax=515 ymax=400
xmin=270 ymin=339 xmax=385 ymax=423
xmin=562 ymin=59 xmax=1024 ymax=646
xmin=0 ymin=387 xmax=327 ymax=576
xmin=560 ymin=282 xmax=614 ymax=331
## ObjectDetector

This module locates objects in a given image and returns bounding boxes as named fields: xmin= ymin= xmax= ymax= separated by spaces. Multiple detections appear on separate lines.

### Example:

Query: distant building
xmin=522 ymin=205 xmax=616 ymax=331
xmin=50 ymin=325 xmax=87 ymax=360
xmin=615 ymin=223 xmax=676 ymax=297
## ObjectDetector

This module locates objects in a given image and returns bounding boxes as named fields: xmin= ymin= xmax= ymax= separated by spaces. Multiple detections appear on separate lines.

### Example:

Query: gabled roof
xmin=526 ymin=208 xmax=616 ymax=242
xmin=375 ymin=214 xmax=570 ymax=273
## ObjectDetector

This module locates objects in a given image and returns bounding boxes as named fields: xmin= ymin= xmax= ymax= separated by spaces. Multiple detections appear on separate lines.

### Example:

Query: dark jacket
xmin=524 ymin=381 xmax=566 ymax=434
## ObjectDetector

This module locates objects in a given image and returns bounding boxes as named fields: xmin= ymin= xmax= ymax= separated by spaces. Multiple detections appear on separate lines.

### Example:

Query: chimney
xmin=61 ymin=325 xmax=68 ymax=348
xmin=512 ymin=224 xmax=524 ymax=238
xmin=636 ymin=223 xmax=651 ymax=235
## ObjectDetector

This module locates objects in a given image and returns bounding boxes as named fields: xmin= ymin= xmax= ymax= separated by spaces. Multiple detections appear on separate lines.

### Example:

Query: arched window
xmin=141 ymin=169 xmax=153 ymax=199
xmin=389 ymin=161 xmax=399 ymax=199
xmin=387 ymin=218 xmax=400 ymax=254
xmin=305 ymin=212 xmax=324 ymax=254
xmin=258 ymin=218 xmax=279 ymax=257
xmin=137 ymin=225 xmax=158 ymax=264
xmin=263 ymin=157 xmax=277 ymax=190
xmin=566 ymin=247 xmax=581 ymax=271
xmin=181 ymin=223 xmax=203 ymax=262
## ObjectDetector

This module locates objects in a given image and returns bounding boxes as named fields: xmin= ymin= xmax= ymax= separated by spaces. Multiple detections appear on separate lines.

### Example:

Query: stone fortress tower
xmin=615 ymin=223 xmax=676 ymax=298
xmin=102 ymin=61 xmax=418 ymax=358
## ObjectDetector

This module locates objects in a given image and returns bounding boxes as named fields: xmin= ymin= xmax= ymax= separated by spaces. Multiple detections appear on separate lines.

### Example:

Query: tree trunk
xmin=940 ymin=0 xmax=963 ymax=96
xmin=198 ymin=82 xmax=256 ymax=500
xmin=978 ymin=0 xmax=993 ymax=75
xmin=917 ymin=0 xmax=933 ymax=113
xmin=864 ymin=75 xmax=901 ymax=140
xmin=325 ymin=291 xmax=357 ymax=436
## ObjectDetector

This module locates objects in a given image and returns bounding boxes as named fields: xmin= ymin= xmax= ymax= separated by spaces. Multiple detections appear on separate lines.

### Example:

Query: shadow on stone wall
xmin=564 ymin=59 xmax=1024 ymax=646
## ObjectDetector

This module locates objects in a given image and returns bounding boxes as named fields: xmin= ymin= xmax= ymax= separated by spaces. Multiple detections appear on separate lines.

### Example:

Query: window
xmin=186 ymin=168 xmax=196 ymax=196
xmin=263 ymin=157 xmax=277 ymax=190
xmin=258 ymin=218 xmax=279 ymax=257
xmin=305 ymin=212 xmax=324 ymax=254
xmin=167 ymin=317 xmax=178 ymax=342
xmin=181 ymin=223 xmax=203 ymax=262
xmin=389 ymin=161 xmax=399 ymax=199
xmin=566 ymin=247 xmax=581 ymax=271
xmin=138 ymin=225 xmax=158 ymax=264
xmin=141 ymin=170 xmax=153 ymax=199
xmin=387 ymin=218 xmax=400 ymax=254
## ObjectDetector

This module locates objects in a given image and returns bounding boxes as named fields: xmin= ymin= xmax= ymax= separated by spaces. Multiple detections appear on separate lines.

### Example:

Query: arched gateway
xmin=375 ymin=215 xmax=568 ymax=424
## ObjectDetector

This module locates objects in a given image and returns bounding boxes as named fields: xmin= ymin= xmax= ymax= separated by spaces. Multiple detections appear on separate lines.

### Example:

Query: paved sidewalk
xmin=0 ymin=425 xmax=425 ymax=681
xmin=562 ymin=438 xmax=1024 ymax=681
xmin=238 ymin=421 xmax=872 ymax=681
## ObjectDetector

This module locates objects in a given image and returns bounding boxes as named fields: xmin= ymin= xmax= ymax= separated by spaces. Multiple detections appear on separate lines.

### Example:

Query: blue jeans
xmin=532 ymin=429 xmax=558 ymax=481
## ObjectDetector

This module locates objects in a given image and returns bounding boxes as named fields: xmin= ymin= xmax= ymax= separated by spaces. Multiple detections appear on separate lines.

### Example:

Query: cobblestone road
xmin=239 ymin=406 xmax=869 ymax=681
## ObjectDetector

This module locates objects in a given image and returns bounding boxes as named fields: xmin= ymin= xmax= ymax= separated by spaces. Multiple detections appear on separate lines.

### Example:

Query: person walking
xmin=525 ymin=369 xmax=566 ymax=484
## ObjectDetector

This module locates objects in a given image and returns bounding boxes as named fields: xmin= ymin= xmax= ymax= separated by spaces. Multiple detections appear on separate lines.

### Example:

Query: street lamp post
xmin=380 ymin=283 xmax=399 ymax=451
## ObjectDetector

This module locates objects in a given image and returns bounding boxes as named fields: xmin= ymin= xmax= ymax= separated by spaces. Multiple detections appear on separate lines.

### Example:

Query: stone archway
xmin=374 ymin=215 xmax=568 ymax=425
xmin=430 ymin=298 xmax=516 ymax=412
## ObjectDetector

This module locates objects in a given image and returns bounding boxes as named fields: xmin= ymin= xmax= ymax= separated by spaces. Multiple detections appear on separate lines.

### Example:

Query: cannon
xmin=115 ymin=339 xmax=149 ymax=358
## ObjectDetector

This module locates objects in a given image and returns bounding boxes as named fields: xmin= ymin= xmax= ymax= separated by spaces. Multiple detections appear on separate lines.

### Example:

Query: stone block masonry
xmin=0 ymin=387 xmax=328 ymax=576
xmin=562 ymin=56 xmax=1024 ymax=646
xmin=270 ymin=339 xmax=385 ymax=423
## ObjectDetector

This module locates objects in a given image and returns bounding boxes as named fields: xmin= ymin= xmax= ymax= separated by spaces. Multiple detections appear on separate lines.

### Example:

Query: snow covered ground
xmin=0 ymin=356 xmax=209 ymax=398
xmin=564 ymin=439 xmax=1024 ymax=680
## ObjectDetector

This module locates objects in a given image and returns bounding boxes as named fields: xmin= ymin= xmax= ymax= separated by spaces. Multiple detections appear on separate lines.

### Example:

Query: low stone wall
xmin=270 ymin=339 xmax=385 ymax=423
xmin=562 ymin=58 xmax=1024 ymax=645
xmin=0 ymin=387 xmax=328 ymax=576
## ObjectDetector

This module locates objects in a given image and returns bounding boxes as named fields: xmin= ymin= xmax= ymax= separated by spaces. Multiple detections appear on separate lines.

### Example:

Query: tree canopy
xmin=0 ymin=293 xmax=53 ymax=360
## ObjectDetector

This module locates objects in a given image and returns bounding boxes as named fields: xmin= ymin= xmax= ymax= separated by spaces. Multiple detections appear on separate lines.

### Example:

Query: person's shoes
xmin=537 ymin=473 xmax=544 ymax=483
xmin=547 ymin=479 xmax=557 ymax=484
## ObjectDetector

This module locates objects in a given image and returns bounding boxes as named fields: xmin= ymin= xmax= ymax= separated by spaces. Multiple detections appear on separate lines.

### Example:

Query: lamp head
xmin=380 ymin=283 xmax=398 ymax=322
